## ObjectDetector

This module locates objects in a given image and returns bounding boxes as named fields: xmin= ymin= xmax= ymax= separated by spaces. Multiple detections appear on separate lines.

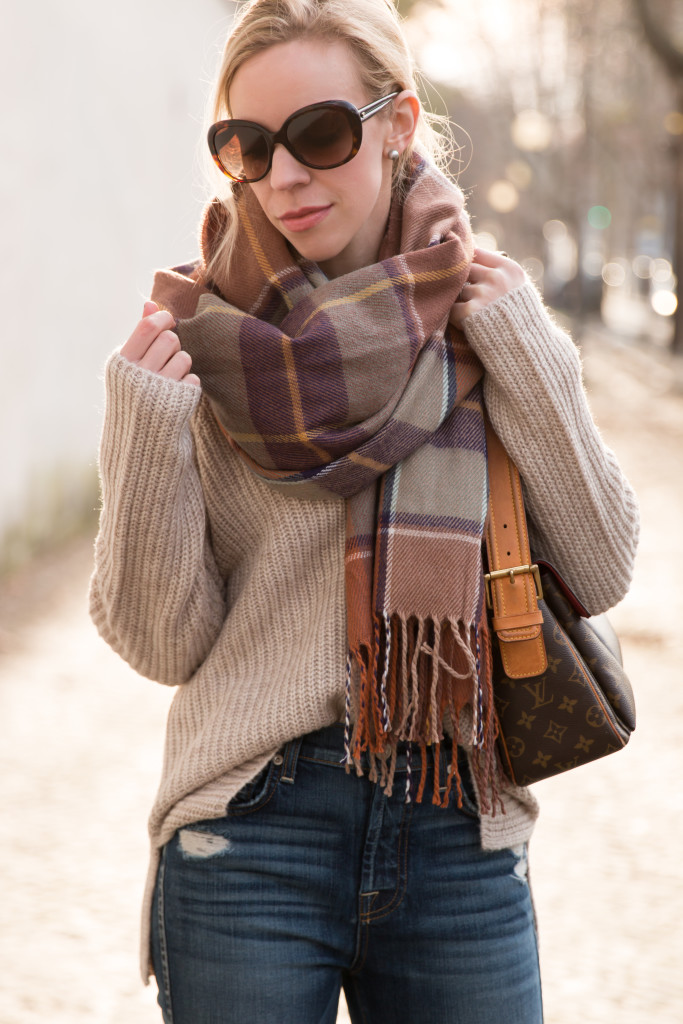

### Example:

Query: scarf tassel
xmin=347 ymin=613 xmax=500 ymax=813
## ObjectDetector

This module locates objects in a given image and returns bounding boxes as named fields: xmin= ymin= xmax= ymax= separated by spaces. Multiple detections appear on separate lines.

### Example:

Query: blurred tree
xmin=406 ymin=0 xmax=679 ymax=343
xmin=633 ymin=0 xmax=683 ymax=352
xmin=633 ymin=0 xmax=683 ymax=78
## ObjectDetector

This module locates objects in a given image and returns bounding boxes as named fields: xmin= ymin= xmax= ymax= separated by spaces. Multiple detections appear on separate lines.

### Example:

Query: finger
xmin=467 ymin=259 xmax=521 ymax=289
xmin=183 ymin=372 xmax=201 ymax=388
xmin=157 ymin=349 xmax=193 ymax=381
xmin=136 ymin=329 xmax=181 ymax=374
xmin=142 ymin=300 xmax=159 ymax=318
xmin=463 ymin=270 xmax=500 ymax=295
xmin=449 ymin=298 xmax=474 ymax=325
xmin=122 ymin=310 xmax=177 ymax=363
xmin=465 ymin=264 xmax=487 ymax=284
xmin=473 ymin=247 xmax=508 ymax=267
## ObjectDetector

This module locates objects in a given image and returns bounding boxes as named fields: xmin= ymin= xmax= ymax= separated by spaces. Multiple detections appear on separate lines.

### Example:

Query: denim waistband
xmin=287 ymin=723 xmax=461 ymax=778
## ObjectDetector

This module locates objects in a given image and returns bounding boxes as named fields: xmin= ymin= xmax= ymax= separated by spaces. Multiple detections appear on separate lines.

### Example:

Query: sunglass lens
xmin=214 ymin=125 xmax=270 ymax=182
xmin=287 ymin=107 xmax=356 ymax=169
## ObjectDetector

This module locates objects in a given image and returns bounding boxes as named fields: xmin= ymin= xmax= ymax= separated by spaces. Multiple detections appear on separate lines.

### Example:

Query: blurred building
xmin=1 ymin=0 xmax=231 ymax=573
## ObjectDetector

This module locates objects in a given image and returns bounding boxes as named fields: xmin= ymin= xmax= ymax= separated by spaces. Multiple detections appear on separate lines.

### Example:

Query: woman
xmin=90 ymin=1 xmax=639 ymax=1021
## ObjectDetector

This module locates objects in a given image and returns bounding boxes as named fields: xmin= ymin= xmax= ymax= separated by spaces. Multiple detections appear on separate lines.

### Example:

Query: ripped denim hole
xmin=510 ymin=844 xmax=529 ymax=883
xmin=179 ymin=830 xmax=232 ymax=859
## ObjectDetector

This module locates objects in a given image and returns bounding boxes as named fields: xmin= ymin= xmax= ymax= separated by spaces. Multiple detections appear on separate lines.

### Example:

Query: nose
xmin=268 ymin=143 xmax=311 ymax=190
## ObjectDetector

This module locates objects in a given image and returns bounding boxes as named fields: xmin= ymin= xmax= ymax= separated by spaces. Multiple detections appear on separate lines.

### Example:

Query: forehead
xmin=229 ymin=37 xmax=367 ymax=127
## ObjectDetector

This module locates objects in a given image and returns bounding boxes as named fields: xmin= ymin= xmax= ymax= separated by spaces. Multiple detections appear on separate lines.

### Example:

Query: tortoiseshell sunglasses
xmin=208 ymin=93 xmax=399 ymax=183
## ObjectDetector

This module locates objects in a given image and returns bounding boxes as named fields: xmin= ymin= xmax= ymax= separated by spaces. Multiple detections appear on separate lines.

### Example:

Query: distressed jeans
xmin=151 ymin=725 xmax=542 ymax=1024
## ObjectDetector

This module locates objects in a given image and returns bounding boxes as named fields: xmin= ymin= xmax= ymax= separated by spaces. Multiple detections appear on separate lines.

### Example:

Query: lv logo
xmin=522 ymin=677 xmax=555 ymax=710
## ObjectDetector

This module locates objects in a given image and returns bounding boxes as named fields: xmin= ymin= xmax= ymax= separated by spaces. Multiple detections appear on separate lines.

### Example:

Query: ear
xmin=384 ymin=90 xmax=420 ymax=157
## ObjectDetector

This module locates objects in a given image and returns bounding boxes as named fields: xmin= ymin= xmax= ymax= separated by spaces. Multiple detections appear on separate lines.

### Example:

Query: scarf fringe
xmin=345 ymin=613 xmax=501 ymax=813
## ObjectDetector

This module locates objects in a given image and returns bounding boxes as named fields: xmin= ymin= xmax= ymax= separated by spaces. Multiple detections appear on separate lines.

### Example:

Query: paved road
xmin=0 ymin=332 xmax=681 ymax=1023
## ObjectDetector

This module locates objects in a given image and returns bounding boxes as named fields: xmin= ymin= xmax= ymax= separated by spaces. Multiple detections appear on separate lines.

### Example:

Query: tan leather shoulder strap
xmin=484 ymin=419 xmax=547 ymax=679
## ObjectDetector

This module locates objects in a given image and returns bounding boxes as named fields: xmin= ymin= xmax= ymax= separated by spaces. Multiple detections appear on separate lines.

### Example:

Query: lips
xmin=278 ymin=205 xmax=332 ymax=232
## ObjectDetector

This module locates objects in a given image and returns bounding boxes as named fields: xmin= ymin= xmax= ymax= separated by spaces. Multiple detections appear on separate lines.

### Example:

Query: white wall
xmin=0 ymin=0 xmax=232 ymax=570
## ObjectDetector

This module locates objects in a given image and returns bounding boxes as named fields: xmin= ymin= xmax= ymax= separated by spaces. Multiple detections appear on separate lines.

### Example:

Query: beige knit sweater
xmin=89 ymin=281 xmax=639 ymax=980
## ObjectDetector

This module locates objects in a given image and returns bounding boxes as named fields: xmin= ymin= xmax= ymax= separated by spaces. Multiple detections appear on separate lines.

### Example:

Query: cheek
xmin=342 ymin=151 xmax=385 ymax=213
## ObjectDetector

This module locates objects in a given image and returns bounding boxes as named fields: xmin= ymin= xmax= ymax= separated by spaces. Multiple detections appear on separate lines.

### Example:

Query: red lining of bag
xmin=536 ymin=560 xmax=590 ymax=617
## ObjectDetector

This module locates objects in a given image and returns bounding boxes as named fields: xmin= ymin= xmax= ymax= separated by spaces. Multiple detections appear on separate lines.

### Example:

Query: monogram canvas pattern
xmin=493 ymin=568 xmax=636 ymax=787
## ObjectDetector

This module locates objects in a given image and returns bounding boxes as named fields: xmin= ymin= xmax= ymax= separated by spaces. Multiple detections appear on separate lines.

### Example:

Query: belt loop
xmin=280 ymin=735 xmax=303 ymax=784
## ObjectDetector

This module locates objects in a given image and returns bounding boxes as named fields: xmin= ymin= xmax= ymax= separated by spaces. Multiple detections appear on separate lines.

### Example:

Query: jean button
xmin=272 ymin=754 xmax=284 ymax=766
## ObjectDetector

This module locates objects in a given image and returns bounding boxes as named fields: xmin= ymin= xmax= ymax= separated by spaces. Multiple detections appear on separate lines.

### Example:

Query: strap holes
xmin=503 ymin=523 xmax=508 ymax=528
xmin=507 ymin=551 xmax=511 ymax=556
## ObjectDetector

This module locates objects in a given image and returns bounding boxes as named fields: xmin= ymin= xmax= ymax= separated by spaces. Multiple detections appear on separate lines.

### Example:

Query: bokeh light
xmin=632 ymin=255 xmax=653 ymax=279
xmin=664 ymin=111 xmax=683 ymax=135
xmin=511 ymin=110 xmax=552 ymax=152
xmin=651 ymin=290 xmax=678 ymax=316
xmin=602 ymin=261 xmax=627 ymax=287
xmin=487 ymin=180 xmax=519 ymax=213
xmin=652 ymin=257 xmax=673 ymax=283
xmin=543 ymin=219 xmax=568 ymax=242
xmin=473 ymin=231 xmax=499 ymax=251
xmin=588 ymin=206 xmax=612 ymax=230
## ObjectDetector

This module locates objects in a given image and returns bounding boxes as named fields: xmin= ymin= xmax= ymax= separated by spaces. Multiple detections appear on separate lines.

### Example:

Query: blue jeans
xmin=151 ymin=725 xmax=542 ymax=1023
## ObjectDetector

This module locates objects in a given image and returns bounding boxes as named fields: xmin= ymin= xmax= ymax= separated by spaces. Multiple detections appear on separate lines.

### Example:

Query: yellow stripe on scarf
xmin=280 ymin=335 xmax=331 ymax=462
xmin=241 ymin=204 xmax=296 ymax=311
xmin=348 ymin=451 xmax=390 ymax=473
xmin=297 ymin=263 xmax=469 ymax=333
xmin=198 ymin=302 xmax=329 ymax=461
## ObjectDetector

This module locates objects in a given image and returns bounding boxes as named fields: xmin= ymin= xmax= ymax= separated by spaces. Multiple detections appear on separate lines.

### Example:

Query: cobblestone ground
xmin=1 ymin=332 xmax=681 ymax=1024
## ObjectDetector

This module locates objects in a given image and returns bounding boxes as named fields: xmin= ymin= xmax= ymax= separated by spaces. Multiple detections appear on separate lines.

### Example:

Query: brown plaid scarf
xmin=152 ymin=158 xmax=498 ymax=810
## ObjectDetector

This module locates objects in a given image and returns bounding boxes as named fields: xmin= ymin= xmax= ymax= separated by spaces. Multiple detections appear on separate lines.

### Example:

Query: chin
xmin=291 ymin=237 xmax=346 ymax=265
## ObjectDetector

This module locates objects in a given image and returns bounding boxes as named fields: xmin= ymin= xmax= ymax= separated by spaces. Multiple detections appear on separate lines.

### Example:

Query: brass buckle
xmin=484 ymin=564 xmax=543 ymax=609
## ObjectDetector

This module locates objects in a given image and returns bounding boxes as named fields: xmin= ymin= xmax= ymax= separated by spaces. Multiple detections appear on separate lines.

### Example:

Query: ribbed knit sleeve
xmin=89 ymin=353 xmax=227 ymax=684
xmin=463 ymin=283 xmax=639 ymax=614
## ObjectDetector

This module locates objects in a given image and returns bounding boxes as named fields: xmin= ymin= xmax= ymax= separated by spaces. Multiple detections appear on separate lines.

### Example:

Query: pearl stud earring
xmin=388 ymin=149 xmax=400 ymax=161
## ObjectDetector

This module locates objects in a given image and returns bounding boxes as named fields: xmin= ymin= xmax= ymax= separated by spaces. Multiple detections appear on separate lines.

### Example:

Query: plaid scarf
xmin=152 ymin=159 xmax=498 ymax=809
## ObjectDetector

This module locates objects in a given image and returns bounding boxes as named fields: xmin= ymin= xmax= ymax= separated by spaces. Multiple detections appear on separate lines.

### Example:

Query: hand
xmin=121 ymin=300 xmax=200 ymax=386
xmin=450 ymin=249 xmax=526 ymax=325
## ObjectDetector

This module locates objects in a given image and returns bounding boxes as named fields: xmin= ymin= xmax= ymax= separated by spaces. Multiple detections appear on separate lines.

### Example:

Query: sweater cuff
xmin=104 ymin=349 xmax=202 ymax=418
xmin=463 ymin=281 xmax=574 ymax=359
xmin=98 ymin=351 xmax=202 ymax=481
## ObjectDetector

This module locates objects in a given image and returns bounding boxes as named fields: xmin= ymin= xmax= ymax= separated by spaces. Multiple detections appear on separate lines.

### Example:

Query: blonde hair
xmin=204 ymin=0 xmax=454 ymax=277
